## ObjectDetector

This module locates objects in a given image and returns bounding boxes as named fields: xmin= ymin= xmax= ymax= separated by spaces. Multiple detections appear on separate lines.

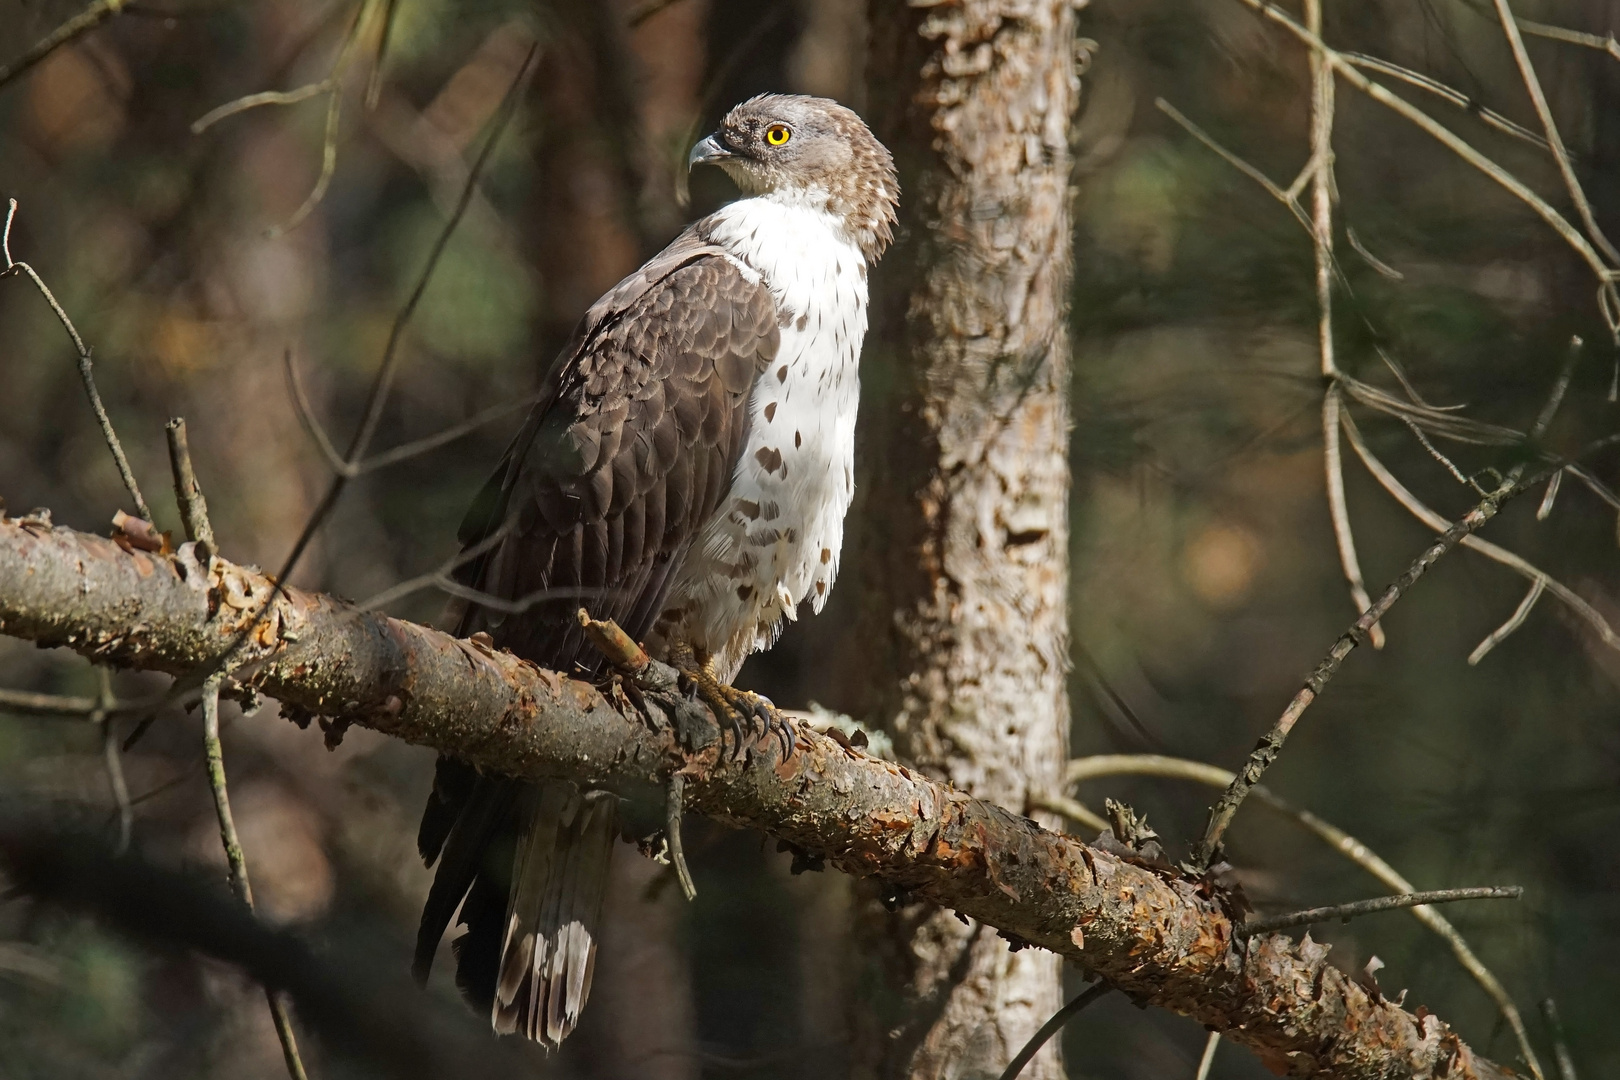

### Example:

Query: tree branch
xmin=0 ymin=515 xmax=1521 ymax=1080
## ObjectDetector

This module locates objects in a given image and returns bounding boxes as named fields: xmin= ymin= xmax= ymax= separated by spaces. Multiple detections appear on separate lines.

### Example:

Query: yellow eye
xmin=765 ymin=124 xmax=791 ymax=147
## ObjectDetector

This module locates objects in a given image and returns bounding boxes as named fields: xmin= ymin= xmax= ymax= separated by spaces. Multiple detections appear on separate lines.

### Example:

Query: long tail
xmin=492 ymin=781 xmax=619 ymax=1047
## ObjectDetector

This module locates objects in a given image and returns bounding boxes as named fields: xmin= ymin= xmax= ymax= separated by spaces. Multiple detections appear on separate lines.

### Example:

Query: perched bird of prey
xmin=412 ymin=94 xmax=898 ymax=1046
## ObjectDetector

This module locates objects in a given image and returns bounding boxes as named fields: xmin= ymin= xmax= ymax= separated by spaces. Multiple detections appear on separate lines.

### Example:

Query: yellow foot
xmin=678 ymin=659 xmax=794 ymax=759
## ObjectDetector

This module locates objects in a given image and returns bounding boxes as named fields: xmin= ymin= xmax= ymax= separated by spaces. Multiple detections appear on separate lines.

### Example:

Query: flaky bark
xmin=0 ymin=517 xmax=1519 ymax=1080
xmin=853 ymin=2 xmax=1078 ymax=1076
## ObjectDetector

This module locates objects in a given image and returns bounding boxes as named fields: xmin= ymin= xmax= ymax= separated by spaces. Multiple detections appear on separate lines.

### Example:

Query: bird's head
xmin=690 ymin=94 xmax=899 ymax=262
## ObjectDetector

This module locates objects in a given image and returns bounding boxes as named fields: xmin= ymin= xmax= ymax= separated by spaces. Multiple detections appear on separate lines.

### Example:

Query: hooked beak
xmin=688 ymin=134 xmax=736 ymax=171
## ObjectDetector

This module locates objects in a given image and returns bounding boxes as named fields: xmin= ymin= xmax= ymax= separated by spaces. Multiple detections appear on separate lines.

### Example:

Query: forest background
xmin=2 ymin=0 xmax=1618 ymax=1077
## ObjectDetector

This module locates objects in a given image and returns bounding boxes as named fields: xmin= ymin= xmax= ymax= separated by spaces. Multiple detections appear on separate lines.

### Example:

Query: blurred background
xmin=2 ymin=0 xmax=1618 ymax=1076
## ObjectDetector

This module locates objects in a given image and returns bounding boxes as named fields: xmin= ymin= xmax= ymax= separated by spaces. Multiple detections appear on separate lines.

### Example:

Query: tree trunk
xmin=852 ymin=3 xmax=1080 ymax=1078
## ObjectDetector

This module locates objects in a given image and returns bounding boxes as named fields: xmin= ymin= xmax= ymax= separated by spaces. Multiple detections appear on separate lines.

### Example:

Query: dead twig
xmin=1235 ymin=0 xmax=1620 ymax=339
xmin=0 ymin=0 xmax=135 ymax=91
xmin=284 ymin=348 xmax=542 ymax=477
xmin=1338 ymin=52 xmax=1549 ymax=153
xmin=1302 ymin=2 xmax=1385 ymax=651
xmin=165 ymin=418 xmax=215 ymax=559
xmin=168 ymin=420 xmax=309 ymax=1080
xmin=0 ymin=686 xmax=101 ymax=717
xmin=1510 ymin=13 xmax=1620 ymax=65
xmin=1339 ymin=411 xmax=1620 ymax=655
xmin=191 ymin=0 xmax=376 ymax=238
xmin=1491 ymin=0 xmax=1620 ymax=264
xmin=1195 ymin=1032 xmax=1221 ymax=1080
xmin=177 ymin=44 xmax=536 ymax=702
xmin=1051 ymin=754 xmax=1544 ymax=1077
xmin=1540 ymin=999 xmax=1579 ymax=1080
xmin=996 ymin=981 xmax=1111 ymax=1080
xmin=664 ymin=772 xmax=697 ymax=902
xmin=93 ymin=668 xmax=132 ymax=854
xmin=2 ymin=200 xmax=151 ymax=522
xmin=1190 ymin=465 xmax=1547 ymax=870
xmin=1238 ymin=887 xmax=1523 ymax=938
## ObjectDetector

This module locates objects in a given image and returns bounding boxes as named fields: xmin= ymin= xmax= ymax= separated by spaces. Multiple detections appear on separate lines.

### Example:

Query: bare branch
xmin=1238 ymin=887 xmax=1523 ymax=938
xmin=1339 ymin=411 xmax=1620 ymax=652
xmin=1191 ymin=464 xmax=1547 ymax=869
xmin=3 ymin=200 xmax=152 ymax=522
xmin=165 ymin=418 xmax=216 ymax=558
xmin=178 ymin=44 xmax=536 ymax=702
xmin=0 ymin=517 xmax=1523 ymax=1080
xmin=1057 ymin=754 xmax=1544 ymax=1078
xmin=93 ymin=668 xmax=132 ymax=854
xmin=1196 ymin=1033 xmax=1222 ymax=1080
xmin=0 ymin=686 xmax=101 ymax=717
xmin=1235 ymin=0 xmax=1620 ymax=338
xmin=1338 ymin=53 xmax=1550 ymax=153
xmin=0 ymin=0 xmax=134 ymax=92
xmin=997 ymin=982 xmax=1111 ymax=1080
xmin=1539 ymin=999 xmax=1579 ymax=1080
xmin=1468 ymin=577 xmax=1547 ymax=665
xmin=168 ymin=423 xmax=309 ymax=1080
xmin=1512 ymin=14 xmax=1620 ymax=62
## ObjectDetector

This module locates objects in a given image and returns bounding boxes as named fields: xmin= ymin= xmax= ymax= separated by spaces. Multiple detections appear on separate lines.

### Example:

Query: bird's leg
xmin=670 ymin=644 xmax=794 ymax=759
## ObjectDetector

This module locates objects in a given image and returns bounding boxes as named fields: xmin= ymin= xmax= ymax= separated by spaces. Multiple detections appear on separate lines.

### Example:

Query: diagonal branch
xmin=1190 ymin=464 xmax=1549 ymax=869
xmin=0 ymin=515 xmax=1520 ymax=1080
xmin=0 ymin=0 xmax=134 ymax=91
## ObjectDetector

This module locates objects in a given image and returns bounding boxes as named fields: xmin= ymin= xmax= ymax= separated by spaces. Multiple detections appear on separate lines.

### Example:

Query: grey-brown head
xmin=690 ymin=94 xmax=899 ymax=263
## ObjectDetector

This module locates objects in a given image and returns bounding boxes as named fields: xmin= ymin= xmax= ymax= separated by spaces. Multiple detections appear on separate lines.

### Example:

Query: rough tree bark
xmin=853 ymin=3 xmax=1079 ymax=1077
xmin=0 ymin=517 xmax=1519 ymax=1080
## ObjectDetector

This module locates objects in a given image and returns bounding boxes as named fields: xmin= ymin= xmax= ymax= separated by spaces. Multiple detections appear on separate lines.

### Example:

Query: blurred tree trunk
xmin=851 ymin=3 xmax=1080 ymax=1078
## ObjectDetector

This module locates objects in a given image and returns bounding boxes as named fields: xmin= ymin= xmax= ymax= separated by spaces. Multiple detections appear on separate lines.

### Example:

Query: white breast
xmin=649 ymin=197 xmax=868 ymax=681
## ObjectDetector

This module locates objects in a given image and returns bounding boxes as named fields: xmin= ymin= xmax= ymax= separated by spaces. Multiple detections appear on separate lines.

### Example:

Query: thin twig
xmin=93 ymin=668 xmax=132 ymax=854
xmin=1052 ymin=754 xmax=1546 ymax=1078
xmin=1194 ymin=1032 xmax=1221 ymax=1080
xmin=0 ymin=0 xmax=134 ymax=91
xmin=174 ymin=45 xmax=537 ymax=701
xmin=1468 ymin=577 xmax=1546 ymax=665
xmin=1235 ymin=0 xmax=1620 ymax=339
xmin=1340 ymin=411 xmax=1620 ymax=652
xmin=203 ymin=676 xmax=312 ymax=1080
xmin=1155 ymin=99 xmax=1310 ymax=231
xmin=3 ymin=200 xmax=151 ymax=522
xmin=1513 ymin=14 xmax=1620 ymax=61
xmin=285 ymin=348 xmax=543 ymax=477
xmin=363 ymin=0 xmax=399 ymax=109
xmin=1536 ymin=469 xmax=1563 ymax=520
xmin=1238 ymin=886 xmax=1522 ymax=937
xmin=1339 ymin=52 xmax=1550 ymax=153
xmin=1540 ymin=999 xmax=1579 ymax=1080
xmin=191 ymin=0 xmax=376 ymax=238
xmin=665 ymin=772 xmax=697 ymax=902
xmin=1493 ymin=0 xmax=1620 ymax=265
xmin=165 ymin=418 xmax=216 ymax=559
xmin=171 ymin=416 xmax=309 ymax=1080
xmin=0 ymin=686 xmax=100 ymax=716
xmin=1191 ymin=464 xmax=1546 ymax=869
xmin=1302 ymin=13 xmax=1385 ymax=651
xmin=195 ymin=701 xmax=236 ymax=870
xmin=995 ymin=982 xmax=1111 ymax=1080
xmin=191 ymin=81 xmax=333 ymax=133
xmin=267 ymin=86 xmax=344 ymax=238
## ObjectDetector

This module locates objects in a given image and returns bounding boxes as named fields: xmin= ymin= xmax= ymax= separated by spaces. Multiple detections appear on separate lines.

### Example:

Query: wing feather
xmin=415 ymin=230 xmax=779 ymax=1044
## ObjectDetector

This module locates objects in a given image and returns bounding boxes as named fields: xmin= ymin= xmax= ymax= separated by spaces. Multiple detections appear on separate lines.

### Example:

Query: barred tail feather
xmin=493 ymin=781 xmax=618 ymax=1048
